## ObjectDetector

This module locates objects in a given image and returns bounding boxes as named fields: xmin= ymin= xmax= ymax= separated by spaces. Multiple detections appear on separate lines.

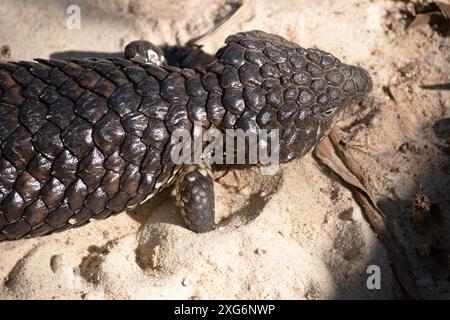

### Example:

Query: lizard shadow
xmin=313 ymin=115 xmax=450 ymax=299
xmin=128 ymin=166 xmax=284 ymax=236
xmin=130 ymin=166 xmax=284 ymax=272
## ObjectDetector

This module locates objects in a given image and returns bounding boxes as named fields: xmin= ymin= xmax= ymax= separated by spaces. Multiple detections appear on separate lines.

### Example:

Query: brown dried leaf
xmin=407 ymin=12 xmax=434 ymax=30
xmin=314 ymin=129 xmax=420 ymax=299
xmin=406 ymin=1 xmax=450 ymax=30
xmin=437 ymin=1 xmax=450 ymax=18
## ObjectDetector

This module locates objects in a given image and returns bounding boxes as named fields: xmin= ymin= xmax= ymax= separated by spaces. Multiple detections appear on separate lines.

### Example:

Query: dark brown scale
xmin=85 ymin=187 xmax=109 ymax=214
xmin=261 ymin=62 xmax=281 ymax=78
xmin=139 ymin=96 xmax=170 ymax=120
xmin=19 ymin=99 xmax=47 ymax=133
xmin=101 ymin=171 xmax=121 ymax=197
xmin=27 ymin=153 xmax=52 ymax=184
xmin=46 ymin=68 xmax=68 ymax=87
xmin=93 ymin=111 xmax=125 ymax=155
xmin=15 ymin=171 xmax=41 ymax=203
xmin=201 ymin=72 xmax=222 ymax=94
xmin=142 ymin=63 xmax=169 ymax=81
xmin=60 ymin=117 xmax=93 ymax=158
xmin=263 ymin=46 xmax=287 ymax=64
xmin=77 ymin=148 xmax=106 ymax=192
xmin=104 ymin=151 xmax=126 ymax=173
xmin=105 ymin=69 xmax=130 ymax=87
xmin=266 ymin=87 xmax=283 ymax=107
xmin=22 ymin=78 xmax=47 ymax=100
xmin=2 ymin=86 xmax=25 ymax=106
xmin=0 ymin=104 xmax=19 ymax=140
xmin=278 ymin=102 xmax=299 ymax=125
xmin=76 ymin=69 xmax=102 ymax=89
xmin=92 ymin=208 xmax=113 ymax=220
xmin=219 ymin=65 xmax=242 ymax=89
xmin=65 ymin=179 xmax=88 ymax=212
xmin=120 ymin=134 xmax=147 ymax=164
xmin=52 ymin=150 xmax=78 ymax=186
xmin=220 ymin=111 xmax=237 ymax=129
xmin=58 ymin=79 xmax=85 ymax=101
xmin=187 ymin=96 xmax=208 ymax=124
xmin=74 ymin=91 xmax=109 ymax=124
xmin=0 ymin=31 xmax=372 ymax=240
xmin=239 ymin=62 xmax=263 ymax=86
xmin=0 ymin=157 xmax=18 ymax=191
xmin=71 ymin=207 xmax=93 ymax=226
xmin=186 ymin=76 xmax=207 ymax=98
xmin=47 ymin=97 xmax=76 ymax=129
xmin=142 ymin=119 xmax=169 ymax=150
xmin=1 ymin=191 xmax=25 ymax=222
xmin=297 ymin=89 xmax=314 ymax=106
xmin=40 ymin=177 xmax=65 ymax=211
xmin=93 ymin=78 xmax=117 ymax=98
xmin=3 ymin=220 xmax=30 ymax=239
xmin=106 ymin=190 xmax=131 ymax=212
xmin=235 ymin=109 xmax=258 ymax=133
xmin=205 ymin=92 xmax=225 ymax=126
xmin=124 ymin=65 xmax=148 ymax=83
xmin=11 ymin=67 xmax=34 ymax=86
xmin=222 ymin=88 xmax=245 ymax=115
xmin=135 ymin=77 xmax=159 ymax=97
xmin=160 ymin=72 xmax=187 ymax=103
xmin=165 ymin=104 xmax=190 ymax=133
xmin=310 ymin=79 xmax=327 ymax=93
xmin=23 ymin=199 xmax=48 ymax=227
xmin=46 ymin=203 xmax=72 ymax=228
xmin=120 ymin=164 xmax=141 ymax=196
xmin=141 ymin=148 xmax=162 ymax=173
xmin=2 ymin=127 xmax=34 ymax=169
xmin=243 ymin=86 xmax=266 ymax=113
xmin=138 ymin=172 xmax=157 ymax=195
xmin=108 ymin=83 xmax=142 ymax=116
xmin=121 ymin=111 xmax=148 ymax=137
xmin=218 ymin=42 xmax=247 ymax=69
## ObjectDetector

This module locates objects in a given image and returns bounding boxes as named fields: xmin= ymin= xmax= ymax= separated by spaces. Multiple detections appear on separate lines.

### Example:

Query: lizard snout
xmin=352 ymin=66 xmax=373 ymax=97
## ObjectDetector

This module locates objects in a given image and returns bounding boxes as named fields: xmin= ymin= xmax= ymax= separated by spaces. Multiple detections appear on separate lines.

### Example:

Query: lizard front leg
xmin=175 ymin=164 xmax=215 ymax=233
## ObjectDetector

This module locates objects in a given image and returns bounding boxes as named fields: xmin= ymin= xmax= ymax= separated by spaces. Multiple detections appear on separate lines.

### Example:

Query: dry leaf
xmin=437 ymin=1 xmax=450 ymax=18
xmin=314 ymin=129 xmax=420 ymax=299
xmin=407 ymin=12 xmax=434 ymax=30
xmin=406 ymin=1 xmax=450 ymax=30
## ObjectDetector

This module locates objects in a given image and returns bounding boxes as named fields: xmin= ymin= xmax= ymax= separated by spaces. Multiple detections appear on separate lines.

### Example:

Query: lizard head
xmin=215 ymin=31 xmax=373 ymax=163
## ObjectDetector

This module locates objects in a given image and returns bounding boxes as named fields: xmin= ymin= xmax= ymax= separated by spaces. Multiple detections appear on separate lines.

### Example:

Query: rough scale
xmin=0 ymin=30 xmax=372 ymax=240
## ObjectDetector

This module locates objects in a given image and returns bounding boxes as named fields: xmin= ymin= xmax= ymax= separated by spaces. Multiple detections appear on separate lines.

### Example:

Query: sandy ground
xmin=0 ymin=0 xmax=449 ymax=299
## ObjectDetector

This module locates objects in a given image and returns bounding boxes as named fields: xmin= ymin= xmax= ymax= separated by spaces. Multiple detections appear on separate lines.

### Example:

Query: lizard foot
xmin=124 ymin=40 xmax=166 ymax=66
xmin=175 ymin=164 xmax=216 ymax=233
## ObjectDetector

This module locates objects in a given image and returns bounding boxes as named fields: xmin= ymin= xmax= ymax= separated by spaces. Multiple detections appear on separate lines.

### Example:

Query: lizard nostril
xmin=353 ymin=66 xmax=373 ymax=94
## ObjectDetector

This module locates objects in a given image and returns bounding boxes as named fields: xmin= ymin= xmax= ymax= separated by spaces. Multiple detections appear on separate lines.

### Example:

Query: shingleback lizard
xmin=0 ymin=30 xmax=372 ymax=240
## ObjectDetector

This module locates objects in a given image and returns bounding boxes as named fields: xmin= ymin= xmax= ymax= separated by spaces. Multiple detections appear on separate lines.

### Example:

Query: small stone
xmin=254 ymin=248 xmax=267 ymax=255
xmin=50 ymin=255 xmax=64 ymax=273
xmin=182 ymin=276 xmax=193 ymax=286
xmin=239 ymin=187 xmax=250 ymax=196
